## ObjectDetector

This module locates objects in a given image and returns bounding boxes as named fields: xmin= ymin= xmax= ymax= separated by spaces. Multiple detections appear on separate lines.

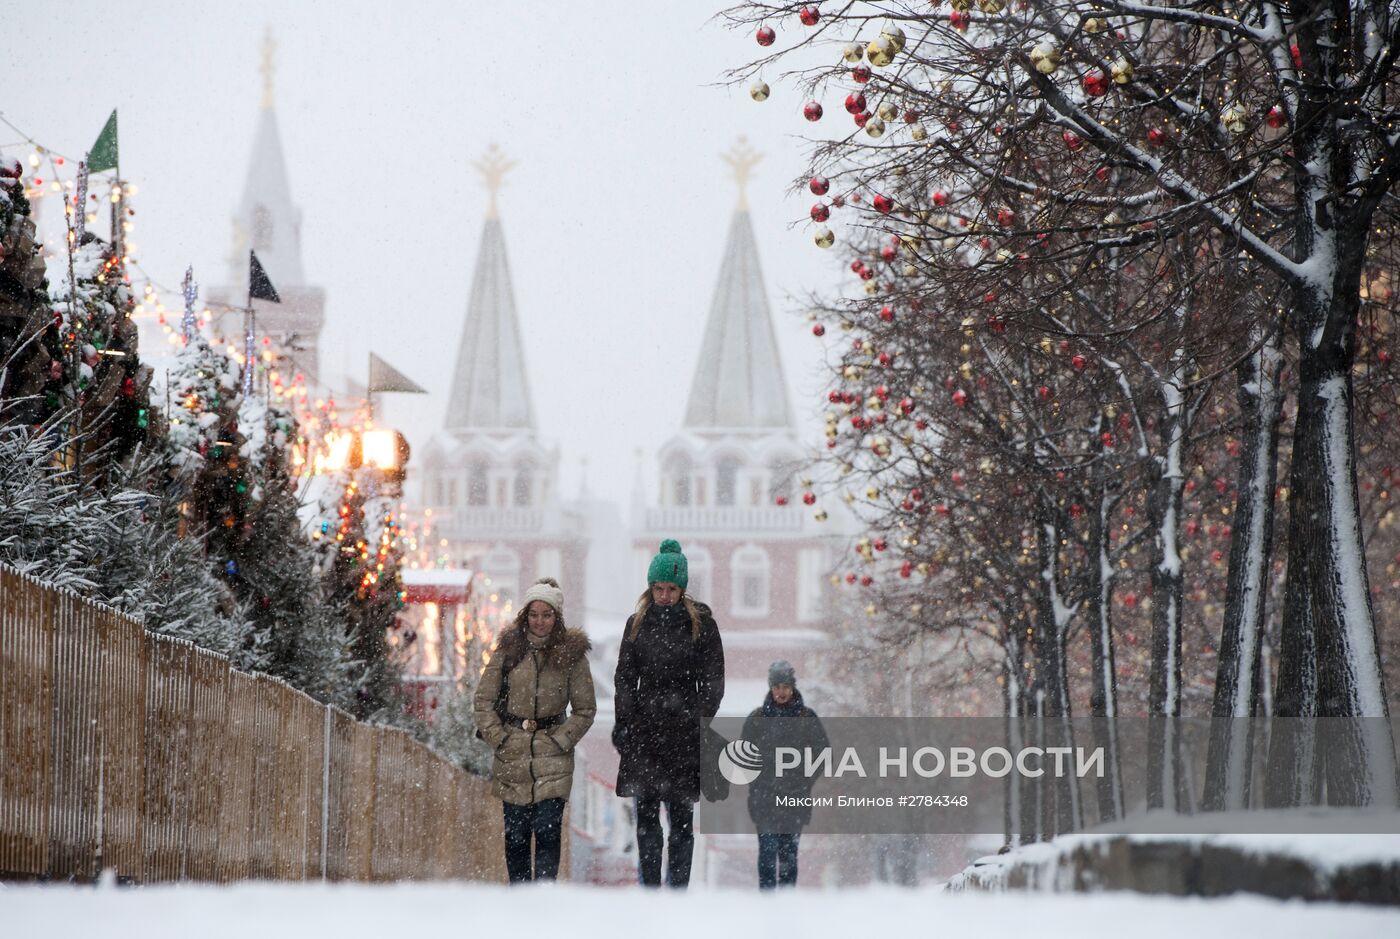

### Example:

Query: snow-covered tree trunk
xmin=1269 ymin=111 xmax=1398 ymax=804
xmin=1032 ymin=498 xmax=1081 ymax=836
xmin=1205 ymin=329 xmax=1284 ymax=811
xmin=1002 ymin=623 xmax=1032 ymax=846
xmin=1085 ymin=451 xmax=1125 ymax=822
xmin=1147 ymin=354 xmax=1191 ymax=812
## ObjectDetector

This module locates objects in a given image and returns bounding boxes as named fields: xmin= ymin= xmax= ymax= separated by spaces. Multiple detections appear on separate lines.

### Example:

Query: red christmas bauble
xmin=851 ymin=65 xmax=872 ymax=84
xmin=828 ymin=390 xmax=842 ymax=403
xmin=873 ymin=193 xmax=894 ymax=214
xmin=880 ymin=244 xmax=897 ymax=262
xmin=1095 ymin=166 xmax=1110 ymax=182
xmin=1147 ymin=127 xmax=1167 ymax=146
xmin=996 ymin=207 xmax=1015 ymax=226
xmin=802 ymin=491 xmax=817 ymax=505
xmin=952 ymin=389 xmax=968 ymax=407
xmin=1266 ymin=106 xmax=1285 ymax=128
xmin=812 ymin=323 xmax=826 ymax=336
xmin=1072 ymin=354 xmax=1088 ymax=370
xmin=850 ymin=259 xmax=864 ymax=273
xmin=844 ymin=92 xmax=867 ymax=114
xmin=875 ymin=385 xmax=889 ymax=400
xmin=950 ymin=10 xmax=969 ymax=31
xmin=1037 ymin=385 xmax=1053 ymax=401
xmin=931 ymin=189 xmax=948 ymax=207
xmin=1083 ymin=71 xmax=1109 ymax=97
xmin=899 ymin=397 xmax=914 ymax=414
xmin=900 ymin=561 xmax=913 ymax=578
xmin=799 ymin=5 xmax=820 ymax=26
xmin=903 ymin=110 xmax=920 ymax=123
xmin=831 ymin=194 xmax=845 ymax=208
xmin=1063 ymin=130 xmax=1083 ymax=151
xmin=853 ymin=110 xmax=870 ymax=127
xmin=878 ymin=351 xmax=893 ymax=366
xmin=879 ymin=305 xmax=895 ymax=322
xmin=756 ymin=26 xmax=776 ymax=46
xmin=804 ymin=101 xmax=824 ymax=121
xmin=811 ymin=203 xmax=831 ymax=222
xmin=860 ymin=575 xmax=873 ymax=587
xmin=775 ymin=495 xmax=789 ymax=506
xmin=810 ymin=175 xmax=830 ymax=195
xmin=910 ymin=488 xmax=924 ymax=501
xmin=873 ymin=537 xmax=887 ymax=551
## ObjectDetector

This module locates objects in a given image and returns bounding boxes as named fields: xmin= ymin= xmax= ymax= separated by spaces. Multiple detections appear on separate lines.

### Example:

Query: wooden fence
xmin=0 ymin=566 xmax=511 ymax=883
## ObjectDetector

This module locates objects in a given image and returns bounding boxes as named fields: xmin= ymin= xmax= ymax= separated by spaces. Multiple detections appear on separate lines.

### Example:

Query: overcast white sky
xmin=5 ymin=0 xmax=845 ymax=508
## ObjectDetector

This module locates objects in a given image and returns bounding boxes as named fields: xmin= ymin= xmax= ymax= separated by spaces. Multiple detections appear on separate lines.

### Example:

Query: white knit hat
xmin=521 ymin=578 xmax=565 ymax=618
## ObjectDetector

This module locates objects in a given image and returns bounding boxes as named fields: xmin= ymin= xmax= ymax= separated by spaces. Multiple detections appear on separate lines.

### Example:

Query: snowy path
xmin=4 ymin=882 xmax=1398 ymax=938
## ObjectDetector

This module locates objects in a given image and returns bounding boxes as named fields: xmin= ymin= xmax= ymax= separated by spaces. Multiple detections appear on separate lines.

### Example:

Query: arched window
xmin=482 ymin=544 xmax=520 ymax=611
xmin=685 ymin=545 xmax=713 ymax=604
xmin=716 ymin=457 xmax=740 ymax=507
xmin=730 ymin=543 xmax=771 ymax=618
xmin=513 ymin=460 xmax=534 ymax=507
xmin=666 ymin=452 xmax=692 ymax=506
xmin=468 ymin=458 xmax=489 ymax=506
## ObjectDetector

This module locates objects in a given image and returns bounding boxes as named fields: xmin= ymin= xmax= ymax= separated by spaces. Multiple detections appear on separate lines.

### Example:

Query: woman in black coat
xmin=612 ymin=539 xmax=725 ymax=888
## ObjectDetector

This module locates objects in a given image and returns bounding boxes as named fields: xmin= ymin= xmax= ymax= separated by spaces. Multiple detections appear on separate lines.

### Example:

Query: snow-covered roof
xmin=683 ymin=210 xmax=793 ymax=432
xmin=443 ymin=218 xmax=536 ymax=434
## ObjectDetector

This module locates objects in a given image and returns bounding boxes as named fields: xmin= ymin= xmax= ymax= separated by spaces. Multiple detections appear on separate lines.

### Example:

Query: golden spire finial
xmin=721 ymin=136 xmax=763 ymax=211
xmin=474 ymin=144 xmax=516 ymax=219
xmin=260 ymin=28 xmax=276 ymax=110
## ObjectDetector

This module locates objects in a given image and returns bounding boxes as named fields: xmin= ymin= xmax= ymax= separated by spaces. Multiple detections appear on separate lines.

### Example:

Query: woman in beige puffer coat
xmin=474 ymin=578 xmax=595 ymax=883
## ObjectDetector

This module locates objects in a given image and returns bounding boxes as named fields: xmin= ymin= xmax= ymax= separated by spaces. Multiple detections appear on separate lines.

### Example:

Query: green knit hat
xmin=647 ymin=538 xmax=689 ymax=590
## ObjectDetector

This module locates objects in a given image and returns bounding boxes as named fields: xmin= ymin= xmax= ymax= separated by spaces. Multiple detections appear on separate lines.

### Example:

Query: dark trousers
xmin=757 ymin=831 xmax=800 ymax=889
xmin=502 ymin=798 xmax=564 ymax=884
xmin=634 ymin=797 xmax=694 ymax=887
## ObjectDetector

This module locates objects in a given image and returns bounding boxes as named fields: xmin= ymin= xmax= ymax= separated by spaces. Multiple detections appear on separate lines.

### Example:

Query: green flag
xmin=88 ymin=110 xmax=119 ymax=174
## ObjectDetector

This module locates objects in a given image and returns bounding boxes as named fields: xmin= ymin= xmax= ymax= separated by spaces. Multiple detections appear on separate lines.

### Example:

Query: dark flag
xmin=248 ymin=251 xmax=281 ymax=303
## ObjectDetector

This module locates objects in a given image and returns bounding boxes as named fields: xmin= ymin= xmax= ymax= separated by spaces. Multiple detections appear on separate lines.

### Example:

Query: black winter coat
xmin=613 ymin=600 xmax=725 ymax=801
xmin=743 ymin=690 xmax=830 ymax=832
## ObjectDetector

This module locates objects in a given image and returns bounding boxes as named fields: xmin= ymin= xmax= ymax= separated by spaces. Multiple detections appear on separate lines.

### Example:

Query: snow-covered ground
xmin=3 ymin=882 xmax=1397 ymax=938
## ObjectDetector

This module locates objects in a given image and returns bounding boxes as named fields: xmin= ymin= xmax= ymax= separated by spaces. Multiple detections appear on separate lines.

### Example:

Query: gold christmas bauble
xmin=867 ymin=36 xmax=896 ymax=67
xmin=880 ymin=23 xmax=907 ymax=53
xmin=864 ymin=116 xmax=886 ymax=137
xmin=878 ymin=101 xmax=898 ymax=121
xmin=815 ymin=226 xmax=835 ymax=248
xmin=1084 ymin=17 xmax=1108 ymax=33
xmin=1222 ymin=105 xmax=1247 ymax=133
xmin=842 ymin=42 xmax=864 ymax=63
xmin=1110 ymin=57 xmax=1134 ymax=84
xmin=863 ymin=280 xmax=879 ymax=295
xmin=1029 ymin=42 xmax=1060 ymax=74
xmin=750 ymin=80 xmax=770 ymax=101
xmin=911 ymin=122 xmax=928 ymax=141
xmin=977 ymin=0 xmax=1005 ymax=13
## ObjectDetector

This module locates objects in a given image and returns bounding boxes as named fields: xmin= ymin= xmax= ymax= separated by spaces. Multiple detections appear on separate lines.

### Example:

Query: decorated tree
xmin=730 ymin=0 xmax=1400 ymax=813
xmin=320 ymin=469 xmax=408 ymax=723
xmin=234 ymin=400 xmax=355 ymax=705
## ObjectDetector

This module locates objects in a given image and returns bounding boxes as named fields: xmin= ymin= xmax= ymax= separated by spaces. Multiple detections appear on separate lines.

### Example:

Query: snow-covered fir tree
xmin=237 ymin=400 xmax=355 ymax=705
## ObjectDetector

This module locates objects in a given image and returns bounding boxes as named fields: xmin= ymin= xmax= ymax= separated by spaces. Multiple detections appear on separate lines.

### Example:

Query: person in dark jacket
xmin=612 ymin=539 xmax=725 ymax=888
xmin=474 ymin=578 xmax=596 ymax=884
xmin=742 ymin=660 xmax=829 ymax=890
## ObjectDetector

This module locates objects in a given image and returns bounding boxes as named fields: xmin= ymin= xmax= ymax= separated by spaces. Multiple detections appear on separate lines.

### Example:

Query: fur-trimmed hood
xmin=495 ymin=625 xmax=592 ymax=673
